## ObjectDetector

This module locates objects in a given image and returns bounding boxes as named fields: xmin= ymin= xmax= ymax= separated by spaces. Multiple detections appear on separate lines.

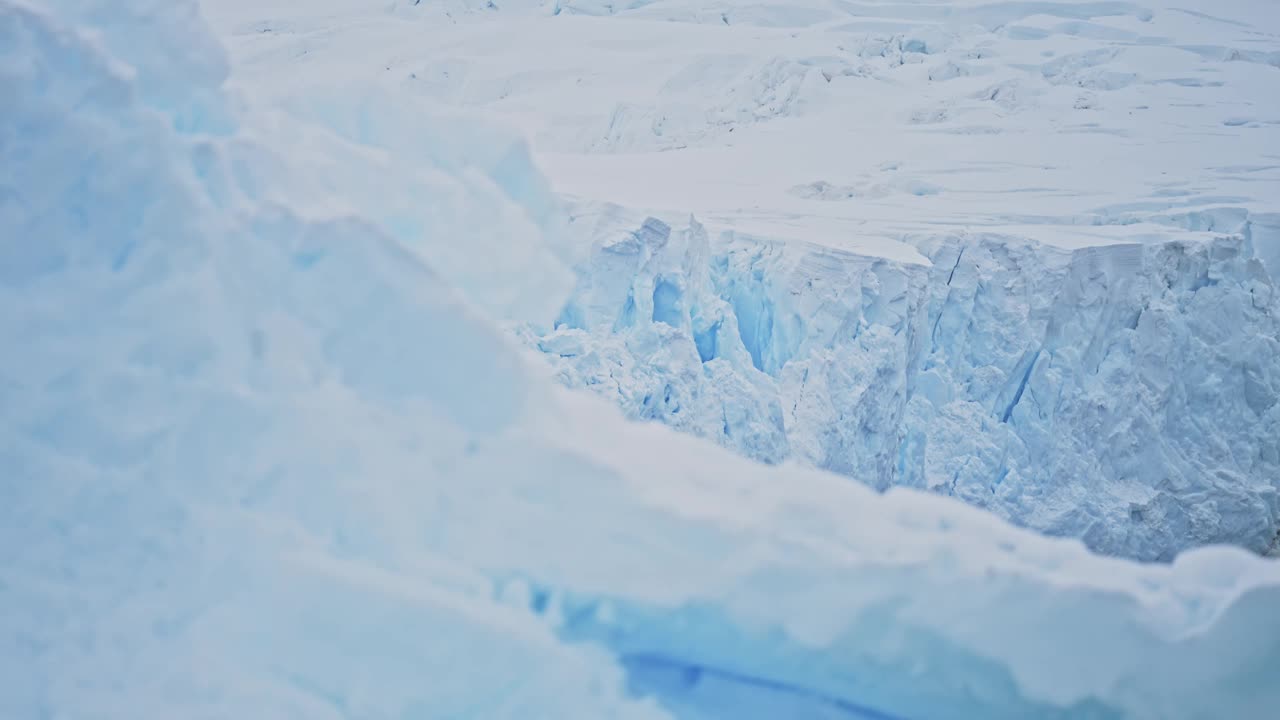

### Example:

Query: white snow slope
xmin=203 ymin=0 xmax=1280 ymax=561
xmin=4 ymin=1 xmax=1280 ymax=720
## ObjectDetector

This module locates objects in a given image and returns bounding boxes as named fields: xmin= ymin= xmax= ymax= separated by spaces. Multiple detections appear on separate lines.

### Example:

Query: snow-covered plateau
xmin=3 ymin=0 xmax=1280 ymax=719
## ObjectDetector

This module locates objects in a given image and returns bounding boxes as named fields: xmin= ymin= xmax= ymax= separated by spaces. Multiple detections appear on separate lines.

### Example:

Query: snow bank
xmin=3 ymin=2 xmax=1280 ymax=719
xmin=532 ymin=203 xmax=1280 ymax=560
xmin=1 ymin=2 xmax=651 ymax=717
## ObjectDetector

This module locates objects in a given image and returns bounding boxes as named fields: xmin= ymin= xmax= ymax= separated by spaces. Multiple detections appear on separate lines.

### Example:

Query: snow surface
xmin=5 ymin=1 xmax=1280 ymax=719
xmin=206 ymin=0 xmax=1280 ymax=255
xmin=203 ymin=0 xmax=1280 ymax=559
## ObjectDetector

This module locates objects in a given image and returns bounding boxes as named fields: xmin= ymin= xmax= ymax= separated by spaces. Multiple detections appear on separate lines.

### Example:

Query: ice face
xmin=3 ymin=2 xmax=1280 ymax=720
xmin=532 ymin=205 xmax=1280 ymax=560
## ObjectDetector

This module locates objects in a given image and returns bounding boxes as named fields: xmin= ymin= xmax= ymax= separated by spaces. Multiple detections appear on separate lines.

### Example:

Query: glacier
xmin=4 ymin=1 xmax=1280 ymax=719
xmin=199 ymin=0 xmax=1280 ymax=561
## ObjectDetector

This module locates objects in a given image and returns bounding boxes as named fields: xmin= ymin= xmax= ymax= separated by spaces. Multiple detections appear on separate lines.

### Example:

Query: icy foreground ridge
xmin=4 ymin=2 xmax=1280 ymax=719
xmin=533 ymin=205 xmax=1280 ymax=561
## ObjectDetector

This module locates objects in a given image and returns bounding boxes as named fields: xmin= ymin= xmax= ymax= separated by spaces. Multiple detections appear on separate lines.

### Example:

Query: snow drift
xmin=3 ymin=2 xmax=1280 ymax=719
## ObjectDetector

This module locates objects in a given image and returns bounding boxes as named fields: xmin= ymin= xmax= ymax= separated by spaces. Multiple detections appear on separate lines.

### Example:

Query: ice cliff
xmin=3 ymin=1 xmax=1280 ymax=719
xmin=530 ymin=203 xmax=1280 ymax=561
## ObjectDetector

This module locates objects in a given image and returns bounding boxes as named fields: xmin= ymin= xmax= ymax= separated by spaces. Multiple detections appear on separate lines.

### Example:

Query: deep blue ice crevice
xmin=1000 ymin=349 xmax=1042 ymax=424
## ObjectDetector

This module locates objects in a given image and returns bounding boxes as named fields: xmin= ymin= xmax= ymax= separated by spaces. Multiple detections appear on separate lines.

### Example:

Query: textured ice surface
xmin=531 ymin=203 xmax=1280 ymax=560
xmin=5 ymin=1 xmax=1280 ymax=719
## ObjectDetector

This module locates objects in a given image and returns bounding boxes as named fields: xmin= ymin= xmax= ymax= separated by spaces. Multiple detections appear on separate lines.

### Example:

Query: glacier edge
xmin=528 ymin=200 xmax=1280 ymax=560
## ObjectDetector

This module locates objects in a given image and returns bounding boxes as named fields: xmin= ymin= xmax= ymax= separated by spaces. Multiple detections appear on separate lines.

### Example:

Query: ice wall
xmin=4 ymin=2 xmax=1280 ymax=720
xmin=532 ymin=204 xmax=1280 ymax=560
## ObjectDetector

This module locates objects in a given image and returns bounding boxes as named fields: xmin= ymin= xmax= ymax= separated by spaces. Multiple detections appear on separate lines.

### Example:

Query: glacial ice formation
xmin=3 ymin=2 xmax=1280 ymax=720
xmin=531 ymin=203 xmax=1280 ymax=560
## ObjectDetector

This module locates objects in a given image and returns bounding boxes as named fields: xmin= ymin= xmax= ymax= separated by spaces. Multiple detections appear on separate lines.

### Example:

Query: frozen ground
xmin=202 ymin=0 xmax=1280 ymax=560
xmin=4 ymin=1 xmax=1280 ymax=719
